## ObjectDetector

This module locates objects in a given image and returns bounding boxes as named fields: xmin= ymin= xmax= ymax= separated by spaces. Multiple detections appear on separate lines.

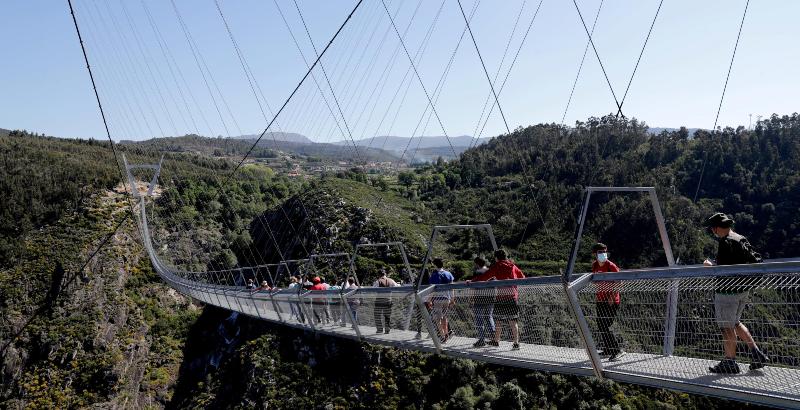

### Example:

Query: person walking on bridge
xmin=310 ymin=277 xmax=327 ymax=324
xmin=345 ymin=276 xmax=361 ymax=327
xmin=373 ymin=269 xmax=399 ymax=334
xmin=703 ymin=212 xmax=768 ymax=374
xmin=472 ymin=249 xmax=525 ymax=350
xmin=468 ymin=257 xmax=495 ymax=348
xmin=288 ymin=276 xmax=305 ymax=323
xmin=592 ymin=243 xmax=625 ymax=362
xmin=427 ymin=258 xmax=455 ymax=343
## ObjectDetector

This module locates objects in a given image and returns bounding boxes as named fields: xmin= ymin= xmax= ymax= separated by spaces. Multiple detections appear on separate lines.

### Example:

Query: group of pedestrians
xmin=246 ymin=211 xmax=769 ymax=374
xmin=583 ymin=212 xmax=769 ymax=372
xmin=416 ymin=211 xmax=770 ymax=374
xmin=423 ymin=250 xmax=525 ymax=349
xmin=285 ymin=273 xmax=361 ymax=326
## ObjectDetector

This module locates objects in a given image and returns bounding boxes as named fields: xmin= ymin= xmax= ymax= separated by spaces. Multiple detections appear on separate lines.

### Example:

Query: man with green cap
xmin=702 ymin=212 xmax=768 ymax=374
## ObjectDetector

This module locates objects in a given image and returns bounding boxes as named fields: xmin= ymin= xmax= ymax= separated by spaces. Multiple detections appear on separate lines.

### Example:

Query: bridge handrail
xmin=594 ymin=259 xmax=800 ymax=282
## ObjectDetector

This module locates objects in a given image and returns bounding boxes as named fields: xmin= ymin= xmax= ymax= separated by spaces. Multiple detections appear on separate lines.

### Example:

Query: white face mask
xmin=596 ymin=252 xmax=608 ymax=263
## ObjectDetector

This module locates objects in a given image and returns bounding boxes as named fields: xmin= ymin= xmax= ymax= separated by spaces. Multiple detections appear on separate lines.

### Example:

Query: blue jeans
xmin=474 ymin=304 xmax=495 ymax=342
xmin=348 ymin=302 xmax=360 ymax=325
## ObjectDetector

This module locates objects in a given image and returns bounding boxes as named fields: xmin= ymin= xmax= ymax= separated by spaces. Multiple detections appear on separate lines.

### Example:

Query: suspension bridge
xmin=64 ymin=0 xmax=800 ymax=407
xmin=129 ymin=172 xmax=800 ymax=408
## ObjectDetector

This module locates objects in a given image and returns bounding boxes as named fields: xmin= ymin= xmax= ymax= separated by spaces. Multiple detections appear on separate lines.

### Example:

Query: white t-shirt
xmin=373 ymin=276 xmax=399 ymax=287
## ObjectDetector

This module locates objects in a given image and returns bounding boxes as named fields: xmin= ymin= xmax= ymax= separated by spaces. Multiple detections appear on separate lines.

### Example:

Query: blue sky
xmin=1 ymin=0 xmax=798 ymax=142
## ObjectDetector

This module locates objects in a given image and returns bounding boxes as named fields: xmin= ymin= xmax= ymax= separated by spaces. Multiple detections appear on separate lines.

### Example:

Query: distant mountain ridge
xmin=231 ymin=132 xmax=488 ymax=162
xmin=234 ymin=131 xmax=313 ymax=144
xmin=333 ymin=135 xmax=485 ymax=151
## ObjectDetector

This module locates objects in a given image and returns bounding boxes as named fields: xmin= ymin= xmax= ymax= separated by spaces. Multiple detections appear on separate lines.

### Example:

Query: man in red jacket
xmin=592 ymin=243 xmax=625 ymax=361
xmin=471 ymin=249 xmax=525 ymax=350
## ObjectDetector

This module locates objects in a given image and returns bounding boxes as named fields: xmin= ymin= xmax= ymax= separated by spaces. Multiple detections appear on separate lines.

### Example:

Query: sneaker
xmin=709 ymin=358 xmax=741 ymax=374
xmin=473 ymin=340 xmax=486 ymax=348
xmin=488 ymin=340 xmax=500 ymax=347
xmin=608 ymin=350 xmax=627 ymax=362
xmin=750 ymin=349 xmax=769 ymax=371
xmin=414 ymin=332 xmax=422 ymax=340
xmin=512 ymin=342 xmax=520 ymax=350
xmin=385 ymin=329 xmax=390 ymax=334
xmin=598 ymin=350 xmax=611 ymax=358
xmin=376 ymin=330 xmax=384 ymax=334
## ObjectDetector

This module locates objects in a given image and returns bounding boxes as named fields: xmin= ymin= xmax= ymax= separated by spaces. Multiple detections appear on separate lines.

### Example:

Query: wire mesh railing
xmin=578 ymin=268 xmax=800 ymax=407
xmin=427 ymin=278 xmax=593 ymax=375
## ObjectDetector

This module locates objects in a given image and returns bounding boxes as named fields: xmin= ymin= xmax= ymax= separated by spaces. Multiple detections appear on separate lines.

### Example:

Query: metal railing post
xmin=298 ymin=291 xmax=316 ymax=331
xmin=268 ymin=291 xmax=284 ymax=322
xmin=415 ymin=285 xmax=443 ymax=353
xmin=649 ymin=188 xmax=679 ymax=356
xmin=342 ymin=289 xmax=362 ymax=339
xmin=564 ymin=272 xmax=604 ymax=378
xmin=564 ymin=189 xmax=592 ymax=283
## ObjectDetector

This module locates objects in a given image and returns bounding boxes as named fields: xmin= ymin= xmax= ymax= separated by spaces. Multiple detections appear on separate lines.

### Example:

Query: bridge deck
xmin=265 ymin=312 xmax=800 ymax=408
xmin=196 ymin=288 xmax=800 ymax=408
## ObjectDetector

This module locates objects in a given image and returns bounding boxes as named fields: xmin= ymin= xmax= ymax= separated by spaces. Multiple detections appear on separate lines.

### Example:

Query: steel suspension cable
xmin=467 ymin=0 xmax=528 ymax=150
xmin=399 ymin=0 xmax=477 ymax=166
xmin=311 ymin=2 xmax=391 ymax=155
xmin=140 ymin=0 xmax=213 ymax=137
xmin=356 ymin=0 xmax=434 ymax=158
xmin=283 ymin=0 xmax=371 ymax=163
xmin=561 ymin=0 xmax=603 ymax=128
xmin=84 ymin=2 xmax=272 ymax=276
xmin=616 ymin=0 xmax=665 ymax=117
xmin=572 ymin=0 xmax=623 ymax=116
xmin=362 ymin=0 xmax=446 ymax=161
xmin=694 ymin=0 xmax=751 ymax=202
xmin=224 ymin=0 xmax=365 ymax=184
xmin=213 ymin=0 xmax=325 ymax=257
xmin=379 ymin=0 xmax=459 ymax=159
xmin=169 ymin=0 xmax=233 ymax=139
xmin=270 ymin=0 xmax=351 ymax=157
xmin=456 ymin=0 xmax=511 ymax=135
xmin=81 ymin=10 xmax=245 ymax=286
xmin=470 ymin=0 xmax=544 ymax=150
xmin=294 ymin=2 xmax=378 ymax=144
xmin=107 ymin=1 xmax=287 ymax=275
xmin=83 ymin=2 xmax=157 ymax=140
xmin=66 ymin=0 xmax=135 ymax=218
xmin=118 ymin=0 xmax=181 ymax=137
xmin=458 ymin=0 xmax=550 ymax=241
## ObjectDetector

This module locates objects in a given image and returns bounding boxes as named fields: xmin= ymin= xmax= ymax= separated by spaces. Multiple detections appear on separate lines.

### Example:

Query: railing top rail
xmin=433 ymin=274 xmax=581 ymax=291
xmin=351 ymin=284 xmax=416 ymax=294
xmin=586 ymin=186 xmax=655 ymax=192
xmin=593 ymin=259 xmax=800 ymax=282
xmin=432 ymin=223 xmax=493 ymax=230
xmin=354 ymin=241 xmax=405 ymax=249
xmin=309 ymin=252 xmax=352 ymax=259
xmin=302 ymin=288 xmax=357 ymax=296
xmin=245 ymin=262 xmax=289 ymax=269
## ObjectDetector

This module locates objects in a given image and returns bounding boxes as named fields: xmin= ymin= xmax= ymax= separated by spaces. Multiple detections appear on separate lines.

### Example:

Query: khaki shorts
xmin=430 ymin=298 xmax=450 ymax=322
xmin=714 ymin=292 xmax=749 ymax=328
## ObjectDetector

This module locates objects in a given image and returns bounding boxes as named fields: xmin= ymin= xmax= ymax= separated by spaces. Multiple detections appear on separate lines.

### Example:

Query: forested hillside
xmin=397 ymin=114 xmax=800 ymax=269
